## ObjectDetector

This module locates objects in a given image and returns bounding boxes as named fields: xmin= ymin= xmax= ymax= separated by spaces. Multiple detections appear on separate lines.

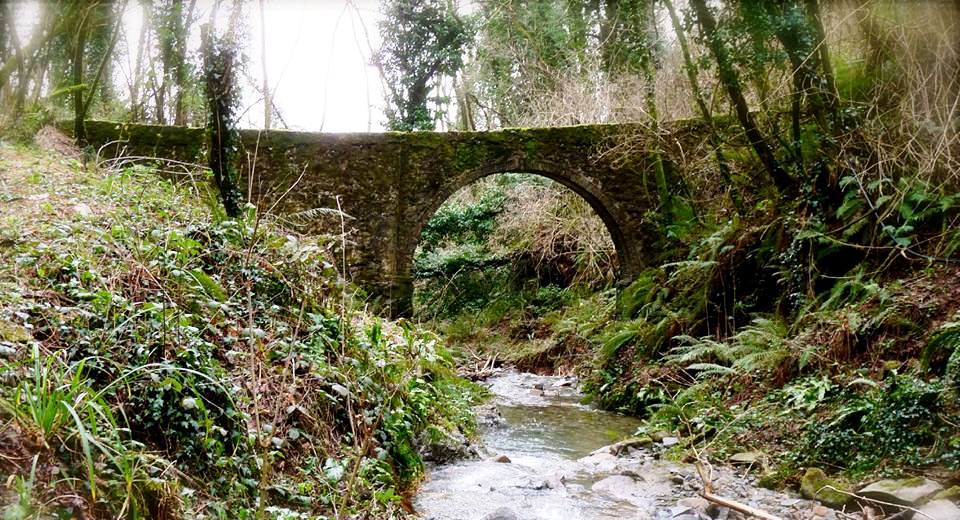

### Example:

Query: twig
xmin=820 ymin=486 xmax=936 ymax=520
xmin=694 ymin=461 xmax=783 ymax=520
xmin=700 ymin=491 xmax=784 ymax=520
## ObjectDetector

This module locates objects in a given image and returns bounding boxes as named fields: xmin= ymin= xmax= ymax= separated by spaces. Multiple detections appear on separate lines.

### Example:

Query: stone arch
xmin=391 ymin=157 xmax=645 ymax=317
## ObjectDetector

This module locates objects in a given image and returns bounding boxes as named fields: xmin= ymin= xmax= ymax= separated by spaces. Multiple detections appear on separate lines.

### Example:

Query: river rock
xmin=417 ymin=428 xmax=478 ymax=464
xmin=933 ymin=485 xmax=960 ymax=500
xmin=72 ymin=203 xmax=93 ymax=218
xmin=677 ymin=496 xmax=713 ymax=515
xmin=650 ymin=430 xmax=672 ymax=442
xmin=662 ymin=436 xmax=680 ymax=447
xmin=490 ymin=454 xmax=511 ymax=463
xmin=0 ymin=342 xmax=17 ymax=358
xmin=858 ymin=477 xmax=943 ymax=506
xmin=0 ymin=321 xmax=31 ymax=343
xmin=729 ymin=451 xmax=763 ymax=464
xmin=592 ymin=474 xmax=643 ymax=501
xmin=578 ymin=451 xmax=621 ymax=473
xmin=481 ymin=507 xmax=517 ymax=520
xmin=473 ymin=404 xmax=505 ymax=428
xmin=596 ymin=436 xmax=653 ymax=456
xmin=916 ymin=499 xmax=960 ymax=520
xmin=800 ymin=468 xmax=849 ymax=508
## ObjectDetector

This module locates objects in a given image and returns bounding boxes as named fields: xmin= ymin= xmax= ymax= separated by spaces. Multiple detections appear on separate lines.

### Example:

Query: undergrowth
xmin=0 ymin=142 xmax=478 ymax=519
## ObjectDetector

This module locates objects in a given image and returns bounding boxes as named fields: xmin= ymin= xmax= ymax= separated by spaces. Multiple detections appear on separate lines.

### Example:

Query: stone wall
xmin=81 ymin=119 xmax=718 ymax=316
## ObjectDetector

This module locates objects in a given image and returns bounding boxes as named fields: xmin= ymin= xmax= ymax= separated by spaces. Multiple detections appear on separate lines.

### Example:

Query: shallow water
xmin=414 ymin=371 xmax=823 ymax=520
xmin=413 ymin=371 xmax=663 ymax=520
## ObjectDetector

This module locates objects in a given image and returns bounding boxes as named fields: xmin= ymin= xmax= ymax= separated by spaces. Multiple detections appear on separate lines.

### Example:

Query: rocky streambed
xmin=414 ymin=371 xmax=861 ymax=520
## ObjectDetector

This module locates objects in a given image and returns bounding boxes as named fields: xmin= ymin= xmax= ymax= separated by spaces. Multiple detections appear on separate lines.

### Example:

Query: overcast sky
xmin=12 ymin=0 xmax=388 ymax=132
xmin=232 ymin=0 xmax=387 ymax=132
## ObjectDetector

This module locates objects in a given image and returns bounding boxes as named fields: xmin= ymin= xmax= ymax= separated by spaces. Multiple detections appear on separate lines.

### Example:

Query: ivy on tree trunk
xmin=201 ymin=23 xmax=241 ymax=218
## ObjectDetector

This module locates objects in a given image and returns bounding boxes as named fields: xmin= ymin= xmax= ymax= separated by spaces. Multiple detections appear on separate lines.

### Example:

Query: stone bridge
xmin=81 ymin=120 xmax=712 ymax=317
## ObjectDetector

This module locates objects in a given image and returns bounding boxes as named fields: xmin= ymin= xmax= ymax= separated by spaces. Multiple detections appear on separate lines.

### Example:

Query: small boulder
xmin=578 ymin=452 xmax=620 ymax=473
xmin=662 ymin=436 xmax=679 ymax=447
xmin=729 ymin=451 xmax=764 ymax=465
xmin=858 ymin=477 xmax=943 ymax=507
xmin=933 ymin=485 xmax=960 ymax=501
xmin=416 ymin=428 xmax=478 ymax=464
xmin=0 ymin=321 xmax=31 ymax=343
xmin=593 ymin=474 xmax=643 ymax=500
xmin=800 ymin=468 xmax=849 ymax=509
xmin=490 ymin=454 xmax=511 ymax=463
xmin=917 ymin=499 xmax=960 ymax=520
xmin=677 ymin=496 xmax=712 ymax=515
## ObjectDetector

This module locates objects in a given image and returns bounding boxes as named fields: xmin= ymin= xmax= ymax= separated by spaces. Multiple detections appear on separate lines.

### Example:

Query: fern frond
xmin=687 ymin=363 xmax=739 ymax=378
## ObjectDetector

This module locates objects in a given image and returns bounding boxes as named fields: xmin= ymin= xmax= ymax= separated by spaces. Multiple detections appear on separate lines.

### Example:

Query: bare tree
xmin=689 ymin=0 xmax=792 ymax=194
xmin=259 ymin=0 xmax=270 ymax=129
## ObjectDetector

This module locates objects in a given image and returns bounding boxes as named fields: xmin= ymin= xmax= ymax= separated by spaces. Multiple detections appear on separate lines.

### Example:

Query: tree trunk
xmin=804 ymin=0 xmax=839 ymax=126
xmin=0 ymin=3 xmax=11 ymax=105
xmin=662 ymin=0 xmax=743 ymax=214
xmin=30 ymin=46 xmax=49 ymax=105
xmin=688 ymin=0 xmax=792 ymax=195
xmin=73 ymin=9 xmax=91 ymax=145
xmin=763 ymin=2 xmax=828 ymax=136
xmin=259 ymin=0 xmax=271 ymax=130
xmin=81 ymin=2 xmax=125 ymax=121
xmin=0 ymin=9 xmax=60 ymax=94
xmin=202 ymin=23 xmax=241 ymax=218
xmin=174 ymin=0 xmax=197 ymax=125
xmin=130 ymin=1 xmax=150 ymax=121
xmin=3 ymin=2 xmax=25 ymax=115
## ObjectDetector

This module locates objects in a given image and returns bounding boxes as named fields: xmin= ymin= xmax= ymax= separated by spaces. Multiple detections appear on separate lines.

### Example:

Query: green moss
xmin=800 ymin=468 xmax=850 ymax=508
xmin=0 ymin=321 xmax=31 ymax=342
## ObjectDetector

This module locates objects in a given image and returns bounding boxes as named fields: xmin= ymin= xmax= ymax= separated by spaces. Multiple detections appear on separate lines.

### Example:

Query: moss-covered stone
xmin=800 ymin=468 xmax=850 ymax=509
xmin=933 ymin=485 xmax=960 ymax=501
xmin=0 ymin=320 xmax=31 ymax=343
xmin=859 ymin=477 xmax=944 ymax=506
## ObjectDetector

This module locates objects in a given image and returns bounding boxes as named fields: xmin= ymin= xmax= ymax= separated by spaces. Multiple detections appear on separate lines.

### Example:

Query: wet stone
xmin=859 ymin=477 xmax=943 ymax=506
xmin=481 ymin=507 xmax=518 ymax=520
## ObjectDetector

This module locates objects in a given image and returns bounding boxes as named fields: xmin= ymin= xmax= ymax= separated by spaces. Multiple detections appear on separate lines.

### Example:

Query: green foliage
xmin=795 ymin=374 xmax=956 ymax=474
xmin=923 ymin=319 xmax=960 ymax=385
xmin=378 ymin=0 xmax=472 ymax=130
xmin=666 ymin=318 xmax=790 ymax=378
xmin=835 ymin=174 xmax=960 ymax=251
xmin=0 ymin=146 xmax=477 ymax=518
xmin=418 ymin=188 xmax=505 ymax=254
xmin=644 ymin=381 xmax=734 ymax=440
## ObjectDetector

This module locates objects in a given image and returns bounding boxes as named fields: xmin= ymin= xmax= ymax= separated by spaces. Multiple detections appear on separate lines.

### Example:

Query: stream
xmin=414 ymin=370 xmax=831 ymax=520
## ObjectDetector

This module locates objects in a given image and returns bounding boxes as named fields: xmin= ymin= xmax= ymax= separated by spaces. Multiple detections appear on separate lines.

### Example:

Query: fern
xmin=600 ymin=327 xmax=640 ymax=362
xmin=686 ymin=363 xmax=738 ymax=377
xmin=664 ymin=335 xmax=731 ymax=366
xmin=921 ymin=320 xmax=960 ymax=372
xmin=664 ymin=317 xmax=790 ymax=379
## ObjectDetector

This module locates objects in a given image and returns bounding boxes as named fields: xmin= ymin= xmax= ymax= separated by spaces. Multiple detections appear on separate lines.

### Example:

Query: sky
xmin=233 ymin=0 xmax=386 ymax=132
xmin=12 ymin=0 xmax=388 ymax=132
